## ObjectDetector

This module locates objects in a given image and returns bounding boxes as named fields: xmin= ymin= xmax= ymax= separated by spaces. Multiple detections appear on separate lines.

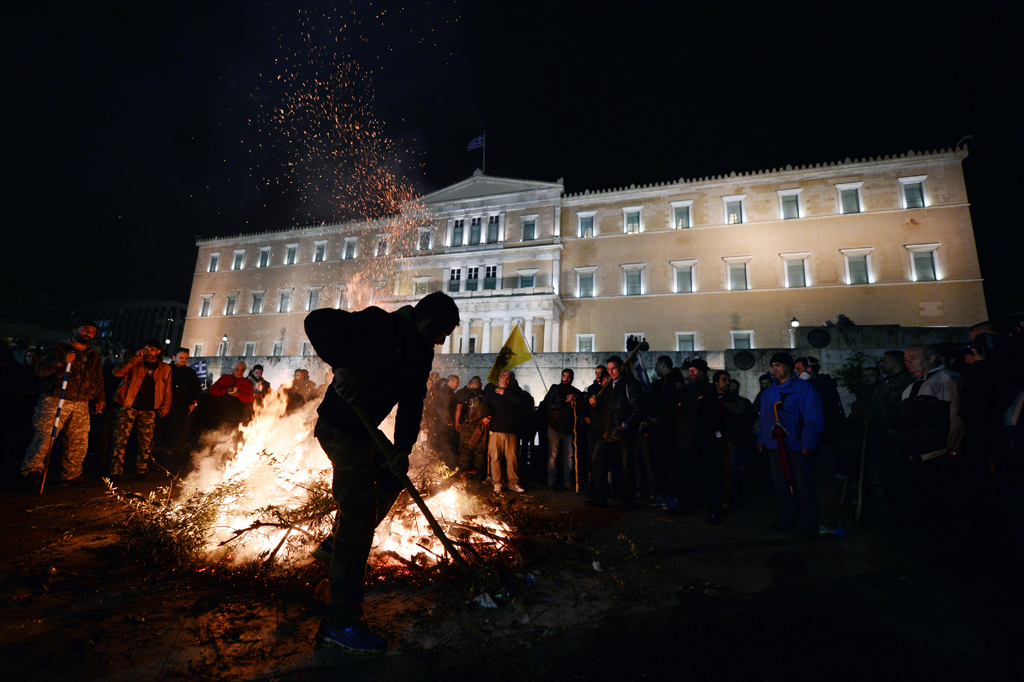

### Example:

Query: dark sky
xmin=5 ymin=1 xmax=1021 ymax=317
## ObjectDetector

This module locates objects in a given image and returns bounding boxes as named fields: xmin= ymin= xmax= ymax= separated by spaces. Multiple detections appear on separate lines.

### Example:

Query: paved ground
xmin=1 ymin=470 xmax=1021 ymax=681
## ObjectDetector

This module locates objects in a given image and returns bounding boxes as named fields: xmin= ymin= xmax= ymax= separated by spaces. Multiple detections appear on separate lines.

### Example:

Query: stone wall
xmin=197 ymin=323 xmax=968 ymax=413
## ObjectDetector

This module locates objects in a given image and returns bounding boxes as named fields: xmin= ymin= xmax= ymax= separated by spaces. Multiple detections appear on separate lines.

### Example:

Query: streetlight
xmin=790 ymin=317 xmax=800 ymax=328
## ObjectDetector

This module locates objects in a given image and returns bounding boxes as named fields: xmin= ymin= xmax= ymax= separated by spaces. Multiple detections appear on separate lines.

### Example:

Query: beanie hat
xmin=71 ymin=318 xmax=99 ymax=329
xmin=687 ymin=358 xmax=710 ymax=374
xmin=769 ymin=352 xmax=795 ymax=369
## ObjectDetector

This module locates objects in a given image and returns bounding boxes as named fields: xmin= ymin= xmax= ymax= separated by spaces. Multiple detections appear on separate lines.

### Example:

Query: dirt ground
xmin=2 ymin=467 xmax=1022 ymax=682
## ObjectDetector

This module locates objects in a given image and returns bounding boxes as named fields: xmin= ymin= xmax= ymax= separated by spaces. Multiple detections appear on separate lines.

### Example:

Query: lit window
xmin=301 ymin=342 xmax=312 ymax=357
xmin=285 ymin=245 xmax=297 ymax=265
xmin=418 ymin=230 xmax=431 ymax=250
xmin=577 ymin=334 xmax=595 ymax=353
xmin=487 ymin=215 xmax=500 ymax=243
xmin=623 ymin=207 xmax=643 ymax=234
xmin=670 ymin=201 xmax=693 ymax=229
xmin=272 ymin=342 xmax=283 ymax=357
xmin=781 ymin=252 xmax=810 ymax=288
xmin=414 ymin=279 xmax=429 ymax=296
xmin=671 ymin=259 xmax=697 ymax=293
xmin=244 ymin=342 xmax=256 ymax=357
xmin=899 ymin=175 xmax=927 ymax=209
xmin=841 ymin=248 xmax=873 ymax=285
xmin=836 ymin=182 xmax=864 ymax=214
xmin=448 ymin=268 xmax=462 ymax=293
xmin=676 ymin=333 xmax=696 ymax=352
xmin=451 ymin=219 xmax=464 ymax=247
xmin=522 ymin=217 xmax=536 ymax=241
xmin=208 ymin=253 xmax=220 ymax=272
xmin=193 ymin=343 xmax=203 ymax=357
xmin=258 ymin=248 xmax=271 ymax=268
xmin=484 ymin=265 xmax=497 ymax=290
xmin=307 ymin=289 xmax=321 ymax=311
xmin=314 ymin=241 xmax=327 ymax=262
xmin=777 ymin=188 xmax=802 ymax=220
xmin=623 ymin=333 xmax=645 ymax=351
xmin=518 ymin=268 xmax=538 ymax=288
xmin=469 ymin=218 xmax=482 ymax=245
xmin=576 ymin=267 xmax=597 ymax=298
xmin=251 ymin=292 xmax=264 ymax=314
xmin=722 ymin=195 xmax=746 ymax=225
xmin=731 ymin=331 xmax=753 ymax=349
xmin=376 ymin=238 xmax=388 ymax=257
xmin=344 ymin=239 xmax=356 ymax=260
xmin=621 ymin=264 xmax=645 ymax=296
xmin=232 ymin=251 xmax=245 ymax=270
xmin=724 ymin=257 xmax=751 ymax=290
xmin=466 ymin=267 xmax=479 ymax=292
xmin=906 ymin=243 xmax=940 ymax=282
xmin=278 ymin=290 xmax=291 ymax=313
xmin=225 ymin=295 xmax=237 ymax=316
xmin=199 ymin=297 xmax=212 ymax=317
xmin=578 ymin=212 xmax=596 ymax=238
xmin=217 ymin=342 xmax=228 ymax=357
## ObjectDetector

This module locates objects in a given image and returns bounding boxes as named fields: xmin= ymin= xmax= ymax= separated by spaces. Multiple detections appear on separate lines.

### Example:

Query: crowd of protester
xmin=4 ymin=312 xmax=1023 ymax=571
xmin=0 ymin=319 xmax=324 ymax=490
xmin=417 ymin=313 xmax=1024 ymax=571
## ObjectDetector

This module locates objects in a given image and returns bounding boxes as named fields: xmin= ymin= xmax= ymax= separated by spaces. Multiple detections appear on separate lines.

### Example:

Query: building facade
xmin=75 ymin=299 xmax=187 ymax=351
xmin=182 ymin=147 xmax=986 ymax=358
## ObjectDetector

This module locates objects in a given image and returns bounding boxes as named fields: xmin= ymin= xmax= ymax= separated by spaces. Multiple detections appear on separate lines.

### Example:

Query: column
xmin=482 ymin=317 xmax=492 ymax=353
xmin=541 ymin=316 xmax=551 ymax=352
xmin=461 ymin=320 xmax=471 ymax=354
xmin=552 ymin=255 xmax=561 ymax=296
xmin=551 ymin=317 xmax=561 ymax=353
xmin=524 ymin=317 xmax=534 ymax=352
xmin=441 ymin=334 xmax=451 ymax=354
xmin=503 ymin=317 xmax=512 ymax=342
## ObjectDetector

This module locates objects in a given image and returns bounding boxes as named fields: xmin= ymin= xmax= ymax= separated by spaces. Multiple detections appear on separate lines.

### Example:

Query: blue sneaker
xmin=312 ymin=536 xmax=334 ymax=563
xmin=315 ymin=620 xmax=388 ymax=654
xmin=651 ymin=496 xmax=667 ymax=507
xmin=663 ymin=497 xmax=679 ymax=511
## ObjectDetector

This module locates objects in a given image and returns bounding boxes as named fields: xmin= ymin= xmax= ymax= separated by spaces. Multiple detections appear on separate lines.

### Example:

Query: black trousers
xmin=591 ymin=437 xmax=635 ymax=504
xmin=316 ymin=424 xmax=404 ymax=627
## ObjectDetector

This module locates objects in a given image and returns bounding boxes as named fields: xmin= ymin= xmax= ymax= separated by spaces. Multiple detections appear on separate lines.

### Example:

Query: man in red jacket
xmin=208 ymin=361 xmax=255 ymax=427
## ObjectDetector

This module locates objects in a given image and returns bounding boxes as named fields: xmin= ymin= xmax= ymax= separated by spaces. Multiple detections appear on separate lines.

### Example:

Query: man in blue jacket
xmin=757 ymin=352 xmax=824 ymax=534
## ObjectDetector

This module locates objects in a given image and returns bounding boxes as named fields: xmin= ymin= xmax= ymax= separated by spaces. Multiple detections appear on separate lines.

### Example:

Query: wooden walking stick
xmin=856 ymin=418 xmax=868 ymax=527
xmin=39 ymin=361 xmax=73 ymax=494
xmin=572 ymin=396 xmax=579 ymax=493
xmin=349 ymin=400 xmax=470 ymax=570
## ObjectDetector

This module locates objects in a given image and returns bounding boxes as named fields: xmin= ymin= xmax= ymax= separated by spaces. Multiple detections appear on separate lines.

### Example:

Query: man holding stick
xmin=305 ymin=292 xmax=459 ymax=654
xmin=21 ymin=319 xmax=105 ymax=490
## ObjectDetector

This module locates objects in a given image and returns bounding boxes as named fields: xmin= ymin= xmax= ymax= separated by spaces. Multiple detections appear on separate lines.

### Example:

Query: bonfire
xmin=108 ymin=379 xmax=512 ymax=571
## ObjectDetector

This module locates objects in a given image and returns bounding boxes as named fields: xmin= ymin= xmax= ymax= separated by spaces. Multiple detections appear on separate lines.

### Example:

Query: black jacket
xmin=305 ymin=305 xmax=433 ymax=452
xmin=543 ymin=382 xmax=581 ymax=434
xmin=596 ymin=376 xmax=646 ymax=441
xmin=169 ymin=363 xmax=203 ymax=411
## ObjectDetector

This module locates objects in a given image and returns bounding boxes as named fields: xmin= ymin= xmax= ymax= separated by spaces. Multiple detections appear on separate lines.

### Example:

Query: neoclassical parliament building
xmin=181 ymin=147 xmax=986 ymax=359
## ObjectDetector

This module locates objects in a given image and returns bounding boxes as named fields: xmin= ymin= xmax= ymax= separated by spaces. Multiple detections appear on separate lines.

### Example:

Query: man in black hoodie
xmin=304 ymin=292 xmax=459 ymax=655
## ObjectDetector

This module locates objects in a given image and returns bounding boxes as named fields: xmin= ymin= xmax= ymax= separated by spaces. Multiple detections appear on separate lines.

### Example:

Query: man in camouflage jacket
xmin=21 ymin=319 xmax=105 ymax=488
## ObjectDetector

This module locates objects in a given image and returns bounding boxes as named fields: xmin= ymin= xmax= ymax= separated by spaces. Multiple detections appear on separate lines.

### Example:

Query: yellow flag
xmin=487 ymin=325 xmax=533 ymax=385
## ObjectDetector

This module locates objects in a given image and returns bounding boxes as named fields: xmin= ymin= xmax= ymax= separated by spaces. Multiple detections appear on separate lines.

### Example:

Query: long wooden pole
xmin=349 ymin=400 xmax=470 ymax=570
xmin=39 ymin=361 xmax=73 ymax=493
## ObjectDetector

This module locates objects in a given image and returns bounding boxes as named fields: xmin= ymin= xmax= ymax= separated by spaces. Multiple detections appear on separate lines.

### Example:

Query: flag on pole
xmin=190 ymin=359 xmax=207 ymax=381
xmin=487 ymin=324 xmax=532 ymax=386
xmin=624 ymin=335 xmax=652 ymax=393
xmin=467 ymin=133 xmax=485 ymax=152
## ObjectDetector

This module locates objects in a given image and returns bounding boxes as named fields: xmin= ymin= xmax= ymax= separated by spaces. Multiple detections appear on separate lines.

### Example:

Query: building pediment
xmin=421 ymin=170 xmax=563 ymax=205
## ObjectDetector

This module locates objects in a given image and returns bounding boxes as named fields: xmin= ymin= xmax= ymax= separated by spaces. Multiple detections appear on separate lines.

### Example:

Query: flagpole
xmin=519 ymin=322 xmax=547 ymax=391
xmin=482 ymin=130 xmax=486 ymax=174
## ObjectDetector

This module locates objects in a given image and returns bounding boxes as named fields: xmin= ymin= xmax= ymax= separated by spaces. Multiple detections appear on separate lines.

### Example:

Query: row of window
xmin=574 ymin=176 xmax=928 ymax=237
xmin=574 ymin=331 xmax=754 ymax=354
xmin=200 ymin=287 xmax=324 ymax=317
xmin=573 ymin=243 xmax=940 ymax=298
xmin=206 ymin=237 xmax=391 ymax=272
xmin=193 ymin=341 xmax=315 ymax=358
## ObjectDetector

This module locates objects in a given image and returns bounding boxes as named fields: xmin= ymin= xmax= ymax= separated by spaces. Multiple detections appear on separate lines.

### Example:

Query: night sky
xmin=5 ymin=2 xmax=1020 ymax=318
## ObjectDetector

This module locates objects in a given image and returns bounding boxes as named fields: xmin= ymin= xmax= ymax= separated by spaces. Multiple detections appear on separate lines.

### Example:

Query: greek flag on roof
xmin=466 ymin=133 xmax=485 ymax=152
